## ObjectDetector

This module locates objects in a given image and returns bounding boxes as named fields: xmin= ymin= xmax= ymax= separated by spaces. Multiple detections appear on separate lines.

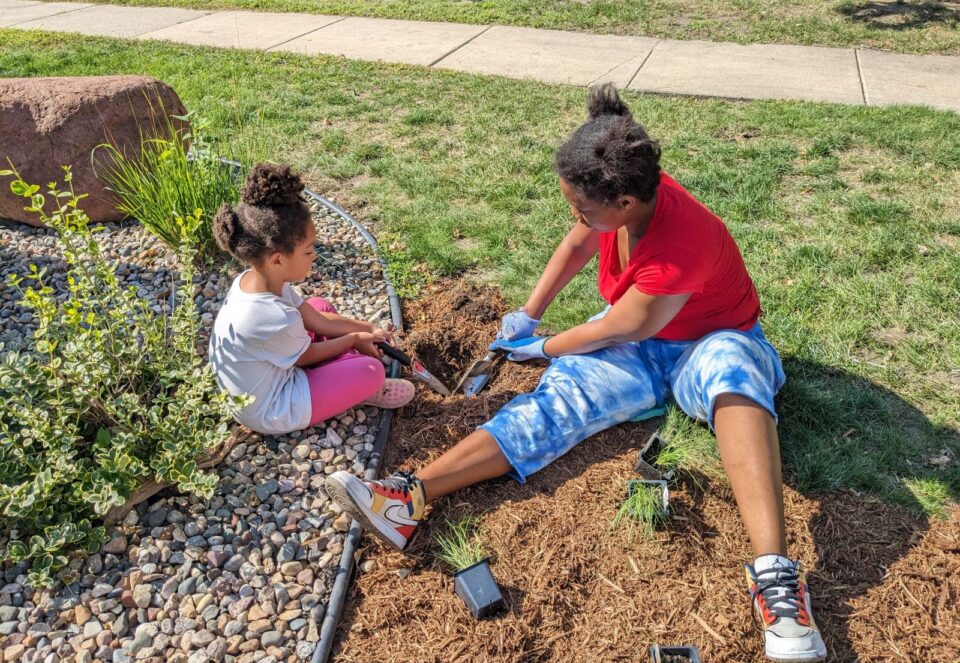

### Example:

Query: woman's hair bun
xmin=586 ymin=83 xmax=631 ymax=120
xmin=241 ymin=163 xmax=305 ymax=207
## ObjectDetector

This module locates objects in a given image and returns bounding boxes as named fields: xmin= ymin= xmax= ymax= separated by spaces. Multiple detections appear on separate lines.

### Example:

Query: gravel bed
xmin=0 ymin=200 xmax=390 ymax=663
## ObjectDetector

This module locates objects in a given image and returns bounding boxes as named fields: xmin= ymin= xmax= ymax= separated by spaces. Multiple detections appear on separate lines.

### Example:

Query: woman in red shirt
xmin=327 ymin=85 xmax=826 ymax=662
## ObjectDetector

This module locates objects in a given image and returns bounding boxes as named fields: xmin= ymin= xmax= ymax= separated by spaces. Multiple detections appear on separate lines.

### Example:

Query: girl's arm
xmin=298 ymin=301 xmax=385 ymax=339
xmin=522 ymin=222 xmax=600 ymax=319
xmin=294 ymin=331 xmax=384 ymax=366
xmin=543 ymin=286 xmax=690 ymax=356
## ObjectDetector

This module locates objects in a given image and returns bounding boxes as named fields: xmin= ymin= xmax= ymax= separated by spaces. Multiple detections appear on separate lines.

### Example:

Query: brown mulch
xmin=333 ymin=282 xmax=960 ymax=663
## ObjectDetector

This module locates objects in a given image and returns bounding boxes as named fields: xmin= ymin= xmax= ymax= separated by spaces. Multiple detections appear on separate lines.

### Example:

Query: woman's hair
xmin=554 ymin=84 xmax=661 ymax=205
xmin=213 ymin=163 xmax=312 ymax=264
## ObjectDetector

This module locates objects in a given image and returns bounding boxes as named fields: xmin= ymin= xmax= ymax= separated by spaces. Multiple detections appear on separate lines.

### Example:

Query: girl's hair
xmin=213 ymin=163 xmax=312 ymax=264
xmin=554 ymin=84 xmax=661 ymax=205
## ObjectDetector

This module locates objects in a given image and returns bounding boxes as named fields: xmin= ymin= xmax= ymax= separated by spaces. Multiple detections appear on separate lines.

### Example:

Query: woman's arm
xmin=522 ymin=222 xmax=600 ymax=319
xmin=543 ymin=287 xmax=690 ymax=356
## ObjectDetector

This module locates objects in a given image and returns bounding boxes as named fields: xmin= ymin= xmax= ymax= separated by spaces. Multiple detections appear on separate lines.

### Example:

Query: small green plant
xmin=0 ymin=165 xmax=246 ymax=588
xmin=95 ymin=112 xmax=255 ymax=264
xmin=653 ymin=407 xmax=723 ymax=488
xmin=611 ymin=482 xmax=668 ymax=541
xmin=435 ymin=516 xmax=488 ymax=571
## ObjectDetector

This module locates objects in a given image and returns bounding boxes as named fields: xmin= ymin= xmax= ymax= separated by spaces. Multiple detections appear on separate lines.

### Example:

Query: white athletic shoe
xmin=746 ymin=556 xmax=827 ymax=662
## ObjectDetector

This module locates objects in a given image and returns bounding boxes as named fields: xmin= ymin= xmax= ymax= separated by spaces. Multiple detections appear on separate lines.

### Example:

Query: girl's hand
xmin=369 ymin=327 xmax=394 ymax=345
xmin=350 ymin=332 xmax=385 ymax=359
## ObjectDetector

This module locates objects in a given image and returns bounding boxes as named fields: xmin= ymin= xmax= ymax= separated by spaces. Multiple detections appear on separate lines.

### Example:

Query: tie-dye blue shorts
xmin=478 ymin=313 xmax=786 ymax=482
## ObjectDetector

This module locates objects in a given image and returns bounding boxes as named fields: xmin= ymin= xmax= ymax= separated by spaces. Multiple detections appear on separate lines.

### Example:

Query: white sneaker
xmin=746 ymin=556 xmax=827 ymax=662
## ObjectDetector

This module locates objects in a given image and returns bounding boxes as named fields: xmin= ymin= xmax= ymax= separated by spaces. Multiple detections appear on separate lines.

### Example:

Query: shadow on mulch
xmin=332 ymin=281 xmax=959 ymax=662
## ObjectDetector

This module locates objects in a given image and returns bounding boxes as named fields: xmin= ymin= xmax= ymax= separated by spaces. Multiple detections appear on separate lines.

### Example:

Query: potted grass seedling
xmin=611 ymin=480 xmax=670 ymax=540
xmin=436 ymin=517 xmax=504 ymax=619
xmin=648 ymin=644 xmax=702 ymax=662
xmin=635 ymin=430 xmax=671 ymax=480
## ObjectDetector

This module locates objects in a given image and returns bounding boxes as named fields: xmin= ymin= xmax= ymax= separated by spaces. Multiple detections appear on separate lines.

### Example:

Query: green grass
xmin=1 ymin=30 xmax=957 ymax=515
xmin=77 ymin=0 xmax=960 ymax=55
xmin=612 ymin=481 xmax=669 ymax=541
xmin=435 ymin=516 xmax=488 ymax=571
xmin=653 ymin=407 xmax=724 ymax=487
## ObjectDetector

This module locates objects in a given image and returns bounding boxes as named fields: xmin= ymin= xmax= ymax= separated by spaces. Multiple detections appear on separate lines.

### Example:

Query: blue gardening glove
xmin=499 ymin=308 xmax=541 ymax=340
xmin=488 ymin=336 xmax=551 ymax=362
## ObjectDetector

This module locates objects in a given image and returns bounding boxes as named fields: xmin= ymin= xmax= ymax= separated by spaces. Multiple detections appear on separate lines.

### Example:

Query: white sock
xmin=753 ymin=553 xmax=794 ymax=574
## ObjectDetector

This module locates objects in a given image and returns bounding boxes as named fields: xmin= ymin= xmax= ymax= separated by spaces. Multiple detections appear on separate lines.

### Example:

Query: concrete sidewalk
xmin=3 ymin=0 xmax=959 ymax=112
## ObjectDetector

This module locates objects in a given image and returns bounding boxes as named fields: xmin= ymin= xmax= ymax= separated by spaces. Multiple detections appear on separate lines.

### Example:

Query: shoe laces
xmin=751 ymin=562 xmax=809 ymax=626
xmin=376 ymin=471 xmax=417 ymax=499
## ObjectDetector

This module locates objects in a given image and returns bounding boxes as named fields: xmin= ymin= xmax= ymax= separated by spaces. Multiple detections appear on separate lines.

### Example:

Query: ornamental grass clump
xmin=95 ymin=113 xmax=255 ymax=265
xmin=435 ymin=516 xmax=488 ymax=571
xmin=0 ymin=165 xmax=245 ymax=588
xmin=611 ymin=482 xmax=669 ymax=542
xmin=654 ymin=407 xmax=723 ymax=489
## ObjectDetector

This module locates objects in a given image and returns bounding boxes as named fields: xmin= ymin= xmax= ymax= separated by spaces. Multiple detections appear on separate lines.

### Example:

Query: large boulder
xmin=0 ymin=75 xmax=188 ymax=227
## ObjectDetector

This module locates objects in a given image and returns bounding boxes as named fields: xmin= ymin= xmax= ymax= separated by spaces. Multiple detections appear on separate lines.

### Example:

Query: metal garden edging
xmin=302 ymin=188 xmax=403 ymax=663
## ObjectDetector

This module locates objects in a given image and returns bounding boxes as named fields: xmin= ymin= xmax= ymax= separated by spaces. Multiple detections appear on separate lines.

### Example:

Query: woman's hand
xmin=489 ymin=336 xmax=550 ymax=362
xmin=499 ymin=308 xmax=541 ymax=340
xmin=350 ymin=332 xmax=385 ymax=359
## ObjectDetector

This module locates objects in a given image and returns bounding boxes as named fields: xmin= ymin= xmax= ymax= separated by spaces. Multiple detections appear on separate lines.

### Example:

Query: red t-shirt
xmin=597 ymin=173 xmax=760 ymax=341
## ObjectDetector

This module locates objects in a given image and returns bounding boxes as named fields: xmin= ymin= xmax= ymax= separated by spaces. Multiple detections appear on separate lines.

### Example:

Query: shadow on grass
xmin=776 ymin=357 xmax=956 ymax=660
xmin=838 ymin=0 xmax=960 ymax=30
xmin=778 ymin=357 xmax=958 ymax=514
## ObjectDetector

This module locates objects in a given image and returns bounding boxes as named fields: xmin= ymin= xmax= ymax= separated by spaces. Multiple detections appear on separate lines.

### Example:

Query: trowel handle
xmin=377 ymin=342 xmax=411 ymax=366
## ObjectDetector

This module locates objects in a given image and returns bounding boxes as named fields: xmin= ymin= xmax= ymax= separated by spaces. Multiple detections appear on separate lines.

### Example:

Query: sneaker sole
xmin=765 ymin=641 xmax=827 ymax=663
xmin=325 ymin=474 xmax=409 ymax=551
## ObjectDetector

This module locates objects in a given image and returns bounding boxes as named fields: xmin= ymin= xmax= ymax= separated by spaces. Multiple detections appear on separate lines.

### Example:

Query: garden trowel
xmin=377 ymin=342 xmax=451 ymax=396
xmin=452 ymin=347 xmax=505 ymax=397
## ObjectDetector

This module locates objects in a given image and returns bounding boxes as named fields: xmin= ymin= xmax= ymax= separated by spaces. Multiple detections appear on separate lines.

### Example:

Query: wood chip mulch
xmin=333 ymin=283 xmax=959 ymax=662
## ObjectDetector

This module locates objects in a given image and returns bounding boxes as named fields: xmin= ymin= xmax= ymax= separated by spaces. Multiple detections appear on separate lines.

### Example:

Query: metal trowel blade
xmin=454 ymin=350 xmax=504 ymax=396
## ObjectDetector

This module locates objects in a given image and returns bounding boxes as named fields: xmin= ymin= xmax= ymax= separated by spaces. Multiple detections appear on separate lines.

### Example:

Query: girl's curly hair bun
xmin=241 ymin=163 xmax=305 ymax=207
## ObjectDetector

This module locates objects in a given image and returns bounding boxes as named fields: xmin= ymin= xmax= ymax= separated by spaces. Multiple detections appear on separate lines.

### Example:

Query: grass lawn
xmin=74 ymin=0 xmax=960 ymax=55
xmin=1 ymin=29 xmax=958 ymax=514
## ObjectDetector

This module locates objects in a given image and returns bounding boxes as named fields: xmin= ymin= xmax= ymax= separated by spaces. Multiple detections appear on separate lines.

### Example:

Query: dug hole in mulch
xmin=333 ymin=282 xmax=959 ymax=663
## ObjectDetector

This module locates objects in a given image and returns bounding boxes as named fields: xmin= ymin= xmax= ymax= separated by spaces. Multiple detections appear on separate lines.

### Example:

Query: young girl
xmin=208 ymin=163 xmax=414 ymax=436
xmin=325 ymin=87 xmax=826 ymax=663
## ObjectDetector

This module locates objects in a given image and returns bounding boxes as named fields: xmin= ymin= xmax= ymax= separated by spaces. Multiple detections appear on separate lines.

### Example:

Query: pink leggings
xmin=303 ymin=297 xmax=386 ymax=426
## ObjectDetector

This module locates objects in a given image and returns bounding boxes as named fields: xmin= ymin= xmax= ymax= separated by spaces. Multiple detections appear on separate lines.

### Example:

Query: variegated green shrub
xmin=0 ymin=166 xmax=245 ymax=588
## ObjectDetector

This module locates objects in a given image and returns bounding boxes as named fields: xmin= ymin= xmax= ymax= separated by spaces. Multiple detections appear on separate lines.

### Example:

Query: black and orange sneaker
xmin=746 ymin=556 xmax=827 ymax=662
xmin=324 ymin=471 xmax=425 ymax=550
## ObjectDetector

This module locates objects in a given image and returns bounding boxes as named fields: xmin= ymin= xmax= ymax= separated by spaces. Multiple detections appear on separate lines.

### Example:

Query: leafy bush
xmin=95 ymin=113 xmax=250 ymax=265
xmin=435 ymin=516 xmax=487 ymax=571
xmin=0 ymin=166 xmax=245 ymax=588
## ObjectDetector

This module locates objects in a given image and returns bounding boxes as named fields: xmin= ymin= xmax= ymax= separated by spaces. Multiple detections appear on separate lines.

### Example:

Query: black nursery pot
xmin=453 ymin=558 xmax=504 ymax=619
xmin=634 ymin=431 xmax=675 ymax=481
xmin=648 ymin=645 xmax=702 ymax=663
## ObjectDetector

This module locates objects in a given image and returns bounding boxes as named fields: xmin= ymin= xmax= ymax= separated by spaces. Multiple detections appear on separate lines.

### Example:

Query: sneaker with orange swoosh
xmin=324 ymin=471 xmax=425 ymax=550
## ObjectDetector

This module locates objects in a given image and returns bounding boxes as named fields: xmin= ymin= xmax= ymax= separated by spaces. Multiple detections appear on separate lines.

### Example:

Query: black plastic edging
xmin=303 ymin=188 xmax=403 ymax=663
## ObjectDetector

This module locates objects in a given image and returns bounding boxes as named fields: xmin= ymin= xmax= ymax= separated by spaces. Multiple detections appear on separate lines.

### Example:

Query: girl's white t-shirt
xmin=208 ymin=272 xmax=312 ymax=434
